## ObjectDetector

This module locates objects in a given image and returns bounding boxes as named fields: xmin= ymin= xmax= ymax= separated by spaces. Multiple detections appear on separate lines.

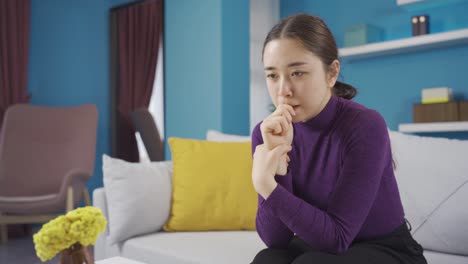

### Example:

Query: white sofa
xmin=93 ymin=188 xmax=264 ymax=264
xmin=93 ymin=130 xmax=468 ymax=264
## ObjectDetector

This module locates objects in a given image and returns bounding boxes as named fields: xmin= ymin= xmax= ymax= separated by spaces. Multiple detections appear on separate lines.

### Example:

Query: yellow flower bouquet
xmin=33 ymin=206 xmax=107 ymax=263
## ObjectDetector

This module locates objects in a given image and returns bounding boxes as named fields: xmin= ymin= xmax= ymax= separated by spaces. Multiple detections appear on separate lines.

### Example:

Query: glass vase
xmin=59 ymin=243 xmax=94 ymax=264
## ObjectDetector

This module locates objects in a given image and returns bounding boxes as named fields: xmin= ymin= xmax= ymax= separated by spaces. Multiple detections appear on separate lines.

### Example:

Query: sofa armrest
xmin=93 ymin=187 xmax=109 ymax=260
xmin=93 ymin=188 xmax=109 ymax=236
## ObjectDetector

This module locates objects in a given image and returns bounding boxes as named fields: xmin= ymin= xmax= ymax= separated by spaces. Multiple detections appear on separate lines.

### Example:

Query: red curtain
xmin=114 ymin=0 xmax=162 ymax=162
xmin=0 ymin=0 xmax=31 ymax=128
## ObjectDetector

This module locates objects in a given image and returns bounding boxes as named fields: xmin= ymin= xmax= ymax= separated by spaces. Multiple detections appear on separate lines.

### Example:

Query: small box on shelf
xmin=421 ymin=87 xmax=452 ymax=104
xmin=413 ymin=102 xmax=458 ymax=123
xmin=413 ymin=101 xmax=468 ymax=123
xmin=344 ymin=24 xmax=383 ymax=47
xmin=459 ymin=101 xmax=468 ymax=121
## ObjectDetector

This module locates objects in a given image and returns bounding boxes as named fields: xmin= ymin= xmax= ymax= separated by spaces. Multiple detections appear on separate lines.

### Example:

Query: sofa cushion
xmin=389 ymin=131 xmax=468 ymax=255
xmin=120 ymin=231 xmax=264 ymax=264
xmin=102 ymin=154 xmax=173 ymax=245
xmin=413 ymin=181 xmax=468 ymax=255
xmin=164 ymin=137 xmax=257 ymax=231
xmin=423 ymin=250 xmax=468 ymax=264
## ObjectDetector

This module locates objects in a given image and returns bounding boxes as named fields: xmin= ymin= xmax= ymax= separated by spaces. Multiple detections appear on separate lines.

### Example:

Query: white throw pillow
xmin=102 ymin=154 xmax=172 ymax=245
xmin=206 ymin=129 xmax=250 ymax=142
xmin=389 ymin=131 xmax=468 ymax=255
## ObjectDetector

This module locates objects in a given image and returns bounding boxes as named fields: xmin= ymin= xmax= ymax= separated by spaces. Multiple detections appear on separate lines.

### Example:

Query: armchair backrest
xmin=0 ymin=104 xmax=98 ymax=197
xmin=131 ymin=108 xmax=164 ymax=162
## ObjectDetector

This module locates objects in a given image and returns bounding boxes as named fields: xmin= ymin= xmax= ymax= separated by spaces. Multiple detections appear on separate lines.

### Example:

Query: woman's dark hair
xmin=262 ymin=14 xmax=357 ymax=100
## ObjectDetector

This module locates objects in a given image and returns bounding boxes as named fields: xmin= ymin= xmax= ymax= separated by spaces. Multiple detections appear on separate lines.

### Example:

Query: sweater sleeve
xmin=251 ymin=122 xmax=294 ymax=248
xmin=260 ymin=111 xmax=392 ymax=254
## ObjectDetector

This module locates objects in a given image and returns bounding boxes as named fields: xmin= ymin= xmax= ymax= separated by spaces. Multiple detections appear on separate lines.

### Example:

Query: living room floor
xmin=0 ymin=236 xmax=59 ymax=264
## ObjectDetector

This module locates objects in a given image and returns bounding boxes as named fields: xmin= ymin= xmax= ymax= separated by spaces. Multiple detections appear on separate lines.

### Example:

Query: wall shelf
xmin=396 ymin=0 xmax=467 ymax=11
xmin=397 ymin=0 xmax=425 ymax=5
xmin=398 ymin=121 xmax=468 ymax=133
xmin=339 ymin=28 xmax=468 ymax=62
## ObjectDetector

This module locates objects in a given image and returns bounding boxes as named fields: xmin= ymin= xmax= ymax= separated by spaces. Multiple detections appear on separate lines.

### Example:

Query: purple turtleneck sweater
xmin=251 ymin=95 xmax=405 ymax=254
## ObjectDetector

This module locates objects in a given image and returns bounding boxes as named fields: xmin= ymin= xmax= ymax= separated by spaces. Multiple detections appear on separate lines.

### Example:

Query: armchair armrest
xmin=0 ymin=169 xmax=93 ymax=214
xmin=57 ymin=169 xmax=92 ymax=207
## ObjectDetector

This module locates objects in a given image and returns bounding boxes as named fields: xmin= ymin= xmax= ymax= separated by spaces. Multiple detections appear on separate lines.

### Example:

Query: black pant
xmin=251 ymin=222 xmax=427 ymax=264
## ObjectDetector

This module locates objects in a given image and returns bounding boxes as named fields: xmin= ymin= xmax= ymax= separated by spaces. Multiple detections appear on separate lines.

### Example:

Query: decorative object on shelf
xmin=344 ymin=24 xmax=383 ymax=47
xmin=420 ymin=15 xmax=430 ymax=35
xmin=412 ymin=16 xmax=420 ymax=36
xmin=411 ymin=15 xmax=430 ymax=36
xmin=33 ymin=206 xmax=107 ymax=263
xmin=413 ymin=102 xmax=458 ymax=122
xmin=421 ymin=87 xmax=452 ymax=104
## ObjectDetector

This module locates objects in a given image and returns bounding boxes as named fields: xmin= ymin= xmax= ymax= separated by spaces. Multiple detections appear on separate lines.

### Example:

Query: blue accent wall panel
xmin=165 ymin=0 xmax=251 ymax=159
xmin=221 ymin=0 xmax=250 ymax=136
xmin=164 ymin=0 xmax=223 ymax=159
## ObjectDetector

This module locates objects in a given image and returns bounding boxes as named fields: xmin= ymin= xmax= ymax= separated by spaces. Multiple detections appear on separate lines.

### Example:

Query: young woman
xmin=250 ymin=14 xmax=427 ymax=264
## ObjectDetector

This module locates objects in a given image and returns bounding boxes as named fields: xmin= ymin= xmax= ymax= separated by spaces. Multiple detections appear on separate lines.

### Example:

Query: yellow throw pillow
xmin=163 ymin=137 xmax=257 ymax=231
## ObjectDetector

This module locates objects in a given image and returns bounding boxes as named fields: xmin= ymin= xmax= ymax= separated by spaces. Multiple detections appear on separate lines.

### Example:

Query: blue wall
xmin=281 ymin=0 xmax=468 ymax=139
xmin=221 ymin=0 xmax=250 ymax=136
xmin=164 ymin=0 xmax=250 ymax=158
xmin=28 ymin=0 xmax=134 ymax=199
xmin=164 ymin=0 xmax=222 ymax=151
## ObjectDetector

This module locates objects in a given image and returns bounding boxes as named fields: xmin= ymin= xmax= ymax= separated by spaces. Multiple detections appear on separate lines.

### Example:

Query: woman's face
xmin=263 ymin=38 xmax=338 ymax=123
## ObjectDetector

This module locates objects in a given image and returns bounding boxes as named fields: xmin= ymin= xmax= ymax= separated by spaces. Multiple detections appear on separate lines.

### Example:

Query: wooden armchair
xmin=0 ymin=104 xmax=98 ymax=243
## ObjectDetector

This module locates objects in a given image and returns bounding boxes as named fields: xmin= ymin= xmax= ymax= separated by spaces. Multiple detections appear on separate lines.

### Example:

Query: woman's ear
xmin=327 ymin=60 xmax=340 ymax=88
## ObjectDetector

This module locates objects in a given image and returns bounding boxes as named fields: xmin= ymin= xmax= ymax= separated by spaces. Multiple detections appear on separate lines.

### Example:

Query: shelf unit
xmin=398 ymin=121 xmax=468 ymax=133
xmin=338 ymin=28 xmax=468 ymax=62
